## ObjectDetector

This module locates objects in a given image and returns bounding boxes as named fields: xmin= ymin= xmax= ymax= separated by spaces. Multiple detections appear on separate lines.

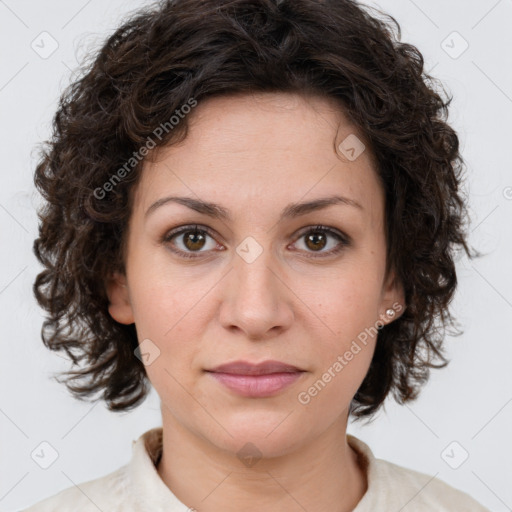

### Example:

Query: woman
xmin=24 ymin=0 xmax=489 ymax=510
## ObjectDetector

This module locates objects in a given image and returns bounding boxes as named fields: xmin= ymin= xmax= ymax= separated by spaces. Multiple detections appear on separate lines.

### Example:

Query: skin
xmin=107 ymin=91 xmax=404 ymax=512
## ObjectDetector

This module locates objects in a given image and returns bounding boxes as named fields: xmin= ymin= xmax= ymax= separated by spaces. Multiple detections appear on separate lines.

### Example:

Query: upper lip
xmin=207 ymin=360 xmax=304 ymax=375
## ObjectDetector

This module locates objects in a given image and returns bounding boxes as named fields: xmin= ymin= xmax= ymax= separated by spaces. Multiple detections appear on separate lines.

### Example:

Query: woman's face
xmin=107 ymin=92 xmax=403 ymax=457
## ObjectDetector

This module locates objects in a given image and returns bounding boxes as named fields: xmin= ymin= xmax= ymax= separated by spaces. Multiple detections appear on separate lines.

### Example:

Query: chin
xmin=202 ymin=410 xmax=314 ymax=459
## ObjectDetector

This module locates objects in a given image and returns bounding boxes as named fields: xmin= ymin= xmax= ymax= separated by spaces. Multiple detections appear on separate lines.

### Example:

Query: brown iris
xmin=183 ymin=229 xmax=206 ymax=251
xmin=305 ymin=231 xmax=327 ymax=251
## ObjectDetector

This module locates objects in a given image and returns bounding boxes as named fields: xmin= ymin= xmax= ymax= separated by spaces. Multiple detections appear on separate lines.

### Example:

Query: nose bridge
xmin=234 ymin=234 xmax=281 ymax=307
xmin=219 ymin=234 xmax=293 ymax=337
xmin=236 ymin=237 xmax=277 ymax=296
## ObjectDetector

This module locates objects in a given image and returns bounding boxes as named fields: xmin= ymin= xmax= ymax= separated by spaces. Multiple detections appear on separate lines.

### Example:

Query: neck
xmin=156 ymin=410 xmax=367 ymax=512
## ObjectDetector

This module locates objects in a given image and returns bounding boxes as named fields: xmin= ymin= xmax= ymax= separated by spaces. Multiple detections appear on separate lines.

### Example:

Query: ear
xmin=380 ymin=268 xmax=405 ymax=324
xmin=105 ymin=271 xmax=135 ymax=325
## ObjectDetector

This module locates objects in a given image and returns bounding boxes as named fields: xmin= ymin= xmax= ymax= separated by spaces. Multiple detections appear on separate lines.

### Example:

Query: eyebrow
xmin=144 ymin=194 xmax=363 ymax=221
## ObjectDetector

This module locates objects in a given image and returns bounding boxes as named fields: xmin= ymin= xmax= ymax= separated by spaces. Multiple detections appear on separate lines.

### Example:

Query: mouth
xmin=204 ymin=360 xmax=306 ymax=397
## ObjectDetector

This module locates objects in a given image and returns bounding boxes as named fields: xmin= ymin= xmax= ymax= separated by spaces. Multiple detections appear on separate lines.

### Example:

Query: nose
xmin=218 ymin=242 xmax=295 ymax=341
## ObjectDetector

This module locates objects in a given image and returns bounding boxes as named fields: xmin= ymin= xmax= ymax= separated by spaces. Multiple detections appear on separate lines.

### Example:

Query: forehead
xmin=133 ymin=92 xmax=383 ymax=225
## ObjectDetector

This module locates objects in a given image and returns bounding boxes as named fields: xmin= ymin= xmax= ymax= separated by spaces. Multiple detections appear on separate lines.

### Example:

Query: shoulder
xmin=347 ymin=435 xmax=490 ymax=512
xmin=20 ymin=465 xmax=131 ymax=512
xmin=374 ymin=458 xmax=490 ymax=511
xmin=20 ymin=427 xmax=170 ymax=512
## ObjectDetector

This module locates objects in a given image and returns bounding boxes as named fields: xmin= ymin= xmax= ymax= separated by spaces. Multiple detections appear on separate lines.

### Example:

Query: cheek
xmin=296 ymin=331 xmax=377 ymax=417
xmin=297 ymin=357 xmax=372 ymax=423
xmin=127 ymin=278 xmax=205 ymax=389
xmin=128 ymin=259 xmax=207 ymax=336
xmin=308 ymin=270 xmax=382 ymax=337
xmin=302 ymin=268 xmax=381 ymax=392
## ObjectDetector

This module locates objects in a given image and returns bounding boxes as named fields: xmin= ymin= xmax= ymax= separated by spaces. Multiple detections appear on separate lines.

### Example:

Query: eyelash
xmin=161 ymin=224 xmax=350 ymax=260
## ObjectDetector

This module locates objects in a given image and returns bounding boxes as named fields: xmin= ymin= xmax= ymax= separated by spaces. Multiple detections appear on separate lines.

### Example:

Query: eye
xmin=162 ymin=224 xmax=221 ymax=259
xmin=161 ymin=224 xmax=350 ymax=260
xmin=290 ymin=224 xmax=350 ymax=258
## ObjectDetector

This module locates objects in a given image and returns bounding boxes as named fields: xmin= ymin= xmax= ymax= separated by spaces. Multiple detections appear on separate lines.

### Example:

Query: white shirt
xmin=21 ymin=427 xmax=490 ymax=511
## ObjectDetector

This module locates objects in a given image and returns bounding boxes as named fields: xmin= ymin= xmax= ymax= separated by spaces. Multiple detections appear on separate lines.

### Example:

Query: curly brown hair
xmin=32 ymin=0 xmax=480 ymax=420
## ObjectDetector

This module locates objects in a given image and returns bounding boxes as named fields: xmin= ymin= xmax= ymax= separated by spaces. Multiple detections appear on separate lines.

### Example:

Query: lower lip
xmin=207 ymin=371 xmax=304 ymax=397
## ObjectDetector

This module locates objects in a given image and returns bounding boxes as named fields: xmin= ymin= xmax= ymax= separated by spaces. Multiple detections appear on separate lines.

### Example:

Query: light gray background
xmin=1 ymin=0 xmax=511 ymax=510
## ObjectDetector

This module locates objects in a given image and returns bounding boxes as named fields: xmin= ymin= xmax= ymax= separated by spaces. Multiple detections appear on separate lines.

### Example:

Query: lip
xmin=205 ymin=360 xmax=305 ymax=398
xmin=207 ymin=359 xmax=304 ymax=375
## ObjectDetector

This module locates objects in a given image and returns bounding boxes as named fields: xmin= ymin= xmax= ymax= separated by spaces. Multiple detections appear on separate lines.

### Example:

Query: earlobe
xmin=382 ymin=269 xmax=405 ymax=323
xmin=106 ymin=271 xmax=135 ymax=325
